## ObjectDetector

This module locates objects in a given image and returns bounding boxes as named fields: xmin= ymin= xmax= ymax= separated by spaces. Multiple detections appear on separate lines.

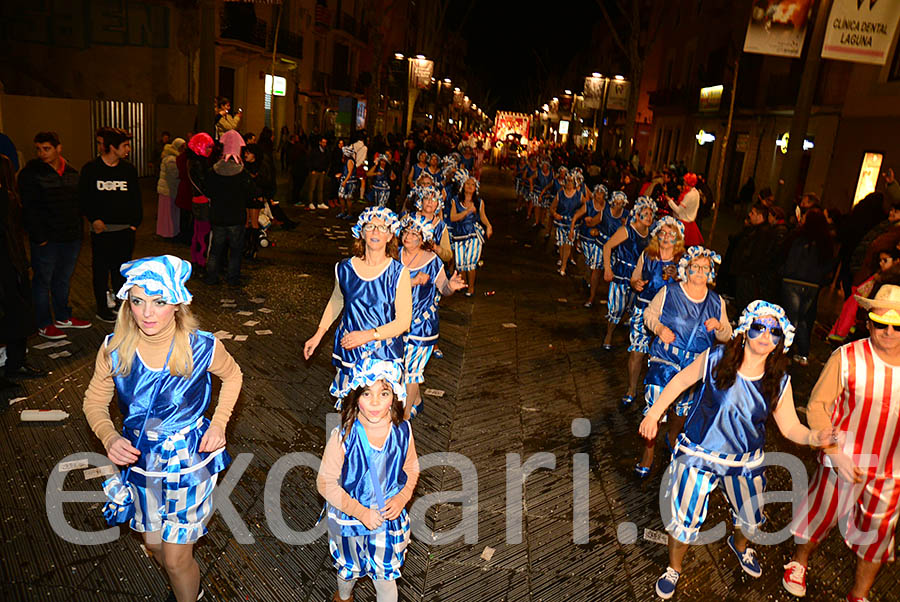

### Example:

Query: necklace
xmin=403 ymin=247 xmax=423 ymax=269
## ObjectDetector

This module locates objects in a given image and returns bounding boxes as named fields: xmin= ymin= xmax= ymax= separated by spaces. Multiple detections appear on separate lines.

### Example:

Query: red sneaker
xmin=846 ymin=596 xmax=870 ymax=602
xmin=38 ymin=325 xmax=68 ymax=340
xmin=55 ymin=317 xmax=92 ymax=329
xmin=782 ymin=561 xmax=807 ymax=597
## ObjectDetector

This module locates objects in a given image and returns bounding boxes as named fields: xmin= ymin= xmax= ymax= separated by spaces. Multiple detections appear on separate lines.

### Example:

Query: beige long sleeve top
xmin=316 ymin=421 xmax=420 ymax=519
xmin=83 ymin=320 xmax=243 ymax=449
xmin=805 ymin=350 xmax=843 ymax=455
xmin=644 ymin=283 xmax=732 ymax=342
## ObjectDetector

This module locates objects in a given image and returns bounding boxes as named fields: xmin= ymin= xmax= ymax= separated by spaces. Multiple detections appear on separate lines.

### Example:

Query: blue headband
xmin=116 ymin=255 xmax=193 ymax=305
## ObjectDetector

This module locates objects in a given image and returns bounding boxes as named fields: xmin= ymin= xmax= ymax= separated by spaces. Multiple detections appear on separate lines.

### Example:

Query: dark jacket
xmin=205 ymin=160 xmax=251 ymax=226
xmin=18 ymin=158 xmax=82 ymax=243
xmin=309 ymin=145 xmax=331 ymax=172
xmin=78 ymin=157 xmax=142 ymax=227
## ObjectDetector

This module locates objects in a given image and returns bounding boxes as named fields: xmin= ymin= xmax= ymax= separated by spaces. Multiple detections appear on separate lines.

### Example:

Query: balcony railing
xmin=220 ymin=6 xmax=268 ymax=48
xmin=272 ymin=29 xmax=303 ymax=59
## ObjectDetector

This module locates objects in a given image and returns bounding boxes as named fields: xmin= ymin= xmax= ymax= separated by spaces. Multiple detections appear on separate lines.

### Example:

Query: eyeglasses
xmin=747 ymin=321 xmax=784 ymax=345
xmin=363 ymin=224 xmax=390 ymax=233
xmin=870 ymin=321 xmax=899 ymax=332
xmin=689 ymin=264 xmax=712 ymax=274
xmin=657 ymin=230 xmax=677 ymax=240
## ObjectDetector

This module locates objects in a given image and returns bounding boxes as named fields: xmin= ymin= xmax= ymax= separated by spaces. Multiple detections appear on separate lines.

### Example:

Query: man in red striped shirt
xmin=784 ymin=281 xmax=900 ymax=602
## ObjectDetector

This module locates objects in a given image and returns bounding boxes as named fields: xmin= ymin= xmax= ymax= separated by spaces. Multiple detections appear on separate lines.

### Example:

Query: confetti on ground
xmin=237 ymin=310 xmax=254 ymax=316
xmin=48 ymin=351 xmax=71 ymax=359
xmin=298 ymin=273 xmax=311 ymax=278
xmin=220 ymin=298 xmax=235 ymax=304
xmin=249 ymin=298 xmax=265 ymax=304
xmin=242 ymin=320 xmax=259 ymax=327
xmin=234 ymin=335 xmax=248 ymax=342
xmin=213 ymin=331 xmax=233 ymax=340
xmin=58 ymin=459 xmax=89 ymax=472
xmin=258 ymin=308 xmax=273 ymax=313
xmin=557 ymin=298 xmax=567 ymax=303
xmin=424 ymin=388 xmax=445 ymax=397
xmin=522 ymin=406 xmax=539 ymax=412
xmin=502 ymin=323 xmax=517 ymax=328
xmin=8 ymin=397 xmax=27 ymax=405
xmin=643 ymin=529 xmax=667 ymax=544
xmin=255 ymin=329 xmax=273 ymax=335
xmin=34 ymin=340 xmax=72 ymax=350
xmin=480 ymin=546 xmax=495 ymax=561
xmin=221 ymin=303 xmax=237 ymax=308
xmin=83 ymin=465 xmax=116 ymax=480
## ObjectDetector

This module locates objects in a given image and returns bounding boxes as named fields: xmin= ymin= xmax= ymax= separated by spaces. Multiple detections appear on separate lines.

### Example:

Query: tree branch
xmin=595 ymin=0 xmax=630 ymax=61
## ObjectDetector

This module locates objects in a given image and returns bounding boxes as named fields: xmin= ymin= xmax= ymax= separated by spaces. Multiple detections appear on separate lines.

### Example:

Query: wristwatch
xmin=372 ymin=328 xmax=382 ymax=340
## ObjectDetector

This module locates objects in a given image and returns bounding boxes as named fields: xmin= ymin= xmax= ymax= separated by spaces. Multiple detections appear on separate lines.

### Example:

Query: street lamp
xmin=394 ymin=52 xmax=404 ymax=60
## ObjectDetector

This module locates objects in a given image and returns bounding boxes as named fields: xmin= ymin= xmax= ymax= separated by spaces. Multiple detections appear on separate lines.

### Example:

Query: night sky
xmin=455 ymin=0 xmax=607 ymax=113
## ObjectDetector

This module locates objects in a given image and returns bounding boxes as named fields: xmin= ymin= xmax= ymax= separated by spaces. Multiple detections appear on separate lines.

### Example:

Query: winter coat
xmin=156 ymin=144 xmax=181 ymax=197
xmin=17 ymin=158 xmax=82 ymax=243
xmin=205 ymin=159 xmax=251 ymax=226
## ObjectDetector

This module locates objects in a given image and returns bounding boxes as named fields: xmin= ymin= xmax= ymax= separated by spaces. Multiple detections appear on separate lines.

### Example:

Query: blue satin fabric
xmin=612 ymin=223 xmax=650 ymax=281
xmin=328 ymin=420 xmax=411 ymax=537
xmin=637 ymin=254 xmax=677 ymax=305
xmin=403 ymin=251 xmax=443 ymax=346
xmin=332 ymin=258 xmax=406 ymax=371
xmin=450 ymin=197 xmax=483 ymax=240
xmin=553 ymin=189 xmax=582 ymax=229
xmin=341 ymin=161 xmax=358 ymax=184
xmin=683 ymin=345 xmax=789 ymax=458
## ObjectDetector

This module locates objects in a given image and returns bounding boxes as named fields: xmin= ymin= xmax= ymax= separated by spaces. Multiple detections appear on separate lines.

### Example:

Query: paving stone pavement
xmin=1 ymin=167 xmax=896 ymax=601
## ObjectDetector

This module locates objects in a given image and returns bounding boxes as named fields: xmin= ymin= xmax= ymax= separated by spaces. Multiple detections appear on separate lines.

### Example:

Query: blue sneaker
xmin=336 ymin=212 xmax=346 ymax=219
xmin=727 ymin=535 xmax=762 ymax=578
xmin=634 ymin=463 xmax=652 ymax=479
xmin=655 ymin=567 xmax=680 ymax=599
xmin=620 ymin=394 xmax=634 ymax=410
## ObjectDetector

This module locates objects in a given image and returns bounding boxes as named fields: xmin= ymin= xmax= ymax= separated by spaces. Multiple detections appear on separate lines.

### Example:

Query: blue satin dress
xmin=628 ymin=253 xmax=677 ymax=354
xmin=553 ymin=188 xmax=582 ymax=248
xmin=330 ymin=258 xmax=406 ymax=404
xmin=327 ymin=420 xmax=413 ymax=581
xmin=108 ymin=330 xmax=230 ymax=543
xmin=403 ymin=251 xmax=445 ymax=399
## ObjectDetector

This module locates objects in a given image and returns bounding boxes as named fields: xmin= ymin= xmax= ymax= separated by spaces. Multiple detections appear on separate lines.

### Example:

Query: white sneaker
xmin=307 ymin=203 xmax=316 ymax=210
xmin=317 ymin=203 xmax=329 ymax=209
xmin=106 ymin=290 xmax=116 ymax=309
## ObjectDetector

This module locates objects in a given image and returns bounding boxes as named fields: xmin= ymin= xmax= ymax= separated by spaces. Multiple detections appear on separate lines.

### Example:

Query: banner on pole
xmin=606 ymin=80 xmax=630 ymax=111
xmin=822 ymin=0 xmax=900 ymax=65
xmin=408 ymin=58 xmax=434 ymax=90
xmin=743 ymin=0 xmax=815 ymax=57
xmin=583 ymin=76 xmax=604 ymax=109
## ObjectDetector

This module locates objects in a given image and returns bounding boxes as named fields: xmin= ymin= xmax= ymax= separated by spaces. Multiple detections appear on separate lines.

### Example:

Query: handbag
xmin=101 ymin=340 xmax=175 ymax=526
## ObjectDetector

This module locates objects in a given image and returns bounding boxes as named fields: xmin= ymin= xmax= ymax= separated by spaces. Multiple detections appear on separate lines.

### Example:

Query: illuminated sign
xmin=695 ymin=129 xmax=716 ymax=145
xmin=699 ymin=85 xmax=723 ymax=112
xmin=854 ymin=152 xmax=883 ymax=206
xmin=265 ymin=74 xmax=286 ymax=96
xmin=559 ymin=120 xmax=570 ymax=135
xmin=776 ymin=132 xmax=814 ymax=154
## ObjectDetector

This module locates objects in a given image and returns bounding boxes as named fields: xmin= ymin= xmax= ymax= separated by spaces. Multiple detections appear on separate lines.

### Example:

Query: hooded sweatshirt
xmin=205 ymin=159 xmax=251 ymax=226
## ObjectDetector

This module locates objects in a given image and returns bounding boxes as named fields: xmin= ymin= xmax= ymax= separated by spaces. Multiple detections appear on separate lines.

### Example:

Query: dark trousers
xmin=90 ymin=229 xmax=135 ymax=311
xmin=781 ymin=280 xmax=820 ymax=358
xmin=206 ymin=224 xmax=244 ymax=284
xmin=30 ymin=240 xmax=81 ymax=328
xmin=5 ymin=339 xmax=26 ymax=370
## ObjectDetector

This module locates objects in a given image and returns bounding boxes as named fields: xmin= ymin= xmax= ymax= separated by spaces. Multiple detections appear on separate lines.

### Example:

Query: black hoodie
xmin=205 ymin=159 xmax=252 ymax=226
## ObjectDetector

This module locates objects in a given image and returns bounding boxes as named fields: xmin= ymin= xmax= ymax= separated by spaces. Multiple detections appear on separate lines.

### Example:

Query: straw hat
xmin=856 ymin=284 xmax=900 ymax=326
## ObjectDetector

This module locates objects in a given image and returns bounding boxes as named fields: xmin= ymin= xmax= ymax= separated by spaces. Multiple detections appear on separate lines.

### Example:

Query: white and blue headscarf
xmin=400 ymin=213 xmax=435 ymax=242
xmin=629 ymin=195 xmax=657 ymax=223
xmin=341 ymin=146 xmax=356 ymax=159
xmin=650 ymin=216 xmax=685 ymax=239
xmin=413 ymin=185 xmax=442 ymax=211
xmin=593 ymin=184 xmax=609 ymax=199
xmin=351 ymin=206 xmax=400 ymax=238
xmin=677 ymin=245 xmax=721 ymax=283
xmin=734 ymin=300 xmax=796 ymax=351
xmin=452 ymin=167 xmax=470 ymax=189
xmin=340 ymin=358 xmax=407 ymax=403
xmin=610 ymin=190 xmax=627 ymax=205
xmin=116 ymin=255 xmax=192 ymax=305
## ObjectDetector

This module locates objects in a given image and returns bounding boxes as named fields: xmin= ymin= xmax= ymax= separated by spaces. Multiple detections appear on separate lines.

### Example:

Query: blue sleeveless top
xmin=648 ymin=282 xmax=723 ymax=367
xmin=328 ymin=420 xmax=412 ymax=537
xmin=684 ymin=345 xmax=789 ymax=456
xmin=411 ymin=163 xmax=426 ymax=183
xmin=403 ymin=251 xmax=444 ymax=346
xmin=612 ymin=223 xmax=649 ymax=281
xmin=341 ymin=160 xmax=357 ymax=184
xmin=636 ymin=252 xmax=678 ymax=306
xmin=450 ymin=196 xmax=483 ymax=240
xmin=536 ymin=170 xmax=553 ymax=192
xmin=332 ymin=258 xmax=406 ymax=371
xmin=554 ymin=188 xmax=582 ymax=228
xmin=372 ymin=166 xmax=390 ymax=190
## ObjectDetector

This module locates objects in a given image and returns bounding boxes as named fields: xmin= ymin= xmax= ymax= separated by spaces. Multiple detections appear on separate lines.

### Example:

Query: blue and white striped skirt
xmin=664 ymin=434 xmax=767 ymax=544
xmin=452 ymin=234 xmax=483 ymax=271
xmin=580 ymin=239 xmax=603 ymax=270
xmin=540 ymin=193 xmax=554 ymax=209
xmin=329 ymin=510 xmax=411 ymax=581
xmin=403 ymin=341 xmax=434 ymax=384
xmin=554 ymin=223 xmax=574 ymax=248
xmin=113 ymin=417 xmax=229 ymax=544
xmin=528 ymin=190 xmax=541 ymax=207
xmin=627 ymin=305 xmax=651 ymax=353
xmin=372 ymin=186 xmax=391 ymax=208
xmin=606 ymin=280 xmax=633 ymax=324
xmin=339 ymin=180 xmax=359 ymax=200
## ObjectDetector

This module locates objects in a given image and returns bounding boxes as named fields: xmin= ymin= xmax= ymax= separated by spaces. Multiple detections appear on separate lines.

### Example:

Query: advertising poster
xmin=493 ymin=112 xmax=531 ymax=141
xmin=743 ymin=0 xmax=815 ymax=58
xmin=606 ymin=80 xmax=630 ymax=111
xmin=822 ymin=0 xmax=900 ymax=65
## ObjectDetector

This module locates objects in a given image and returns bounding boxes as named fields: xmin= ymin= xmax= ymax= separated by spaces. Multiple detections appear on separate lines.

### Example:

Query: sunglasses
xmin=870 ymin=321 xmax=899 ymax=332
xmin=747 ymin=321 xmax=784 ymax=345
xmin=363 ymin=223 xmax=390 ymax=233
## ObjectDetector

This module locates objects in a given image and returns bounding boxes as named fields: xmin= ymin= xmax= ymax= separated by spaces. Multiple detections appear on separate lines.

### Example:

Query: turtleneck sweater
xmin=83 ymin=319 xmax=243 ymax=449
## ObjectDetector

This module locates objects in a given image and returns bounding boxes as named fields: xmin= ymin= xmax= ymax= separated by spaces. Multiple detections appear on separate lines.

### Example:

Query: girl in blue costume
xmin=571 ymin=186 xmax=626 ymax=308
xmin=336 ymin=146 xmax=359 ymax=220
xmin=602 ymin=195 xmax=656 ymax=349
xmin=549 ymin=173 xmax=583 ymax=276
xmin=621 ymin=216 xmax=685 ymax=410
xmin=450 ymin=176 xmax=493 ymax=296
xmin=532 ymin=160 xmax=554 ymax=230
xmin=634 ymin=246 xmax=732 ymax=477
xmin=639 ymin=301 xmax=835 ymax=600
xmin=367 ymin=154 xmax=396 ymax=208
xmin=84 ymin=255 xmax=242 ymax=602
xmin=399 ymin=214 xmax=466 ymax=417
xmin=317 ymin=359 xmax=420 ymax=602
xmin=524 ymin=155 xmax=539 ymax=222
xmin=304 ymin=207 xmax=413 ymax=408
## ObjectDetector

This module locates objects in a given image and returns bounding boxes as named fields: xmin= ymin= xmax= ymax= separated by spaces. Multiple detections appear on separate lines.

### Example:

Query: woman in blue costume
xmin=621 ymin=216 xmax=685 ymax=411
xmin=450 ymin=177 xmax=493 ymax=296
xmin=304 ymin=207 xmax=413 ymax=408
xmin=532 ymin=160 xmax=554 ymax=230
xmin=524 ymin=155 xmax=539 ymax=222
xmin=639 ymin=301 xmax=835 ymax=600
xmin=407 ymin=150 xmax=428 ymax=190
xmin=336 ymin=146 xmax=359 ymax=220
xmin=84 ymin=255 xmax=243 ymax=602
xmin=634 ymin=246 xmax=732 ymax=478
xmin=549 ymin=173 xmax=583 ymax=276
xmin=426 ymin=153 xmax=442 ymax=182
xmin=317 ymin=359 xmax=419 ymax=602
xmin=571 ymin=186 xmax=625 ymax=308
xmin=408 ymin=184 xmax=452 ymax=263
xmin=514 ymin=155 xmax=527 ymax=212
xmin=367 ymin=154 xmax=396 ymax=208
xmin=602 ymin=195 xmax=656 ymax=349
xmin=399 ymin=214 xmax=466 ymax=417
